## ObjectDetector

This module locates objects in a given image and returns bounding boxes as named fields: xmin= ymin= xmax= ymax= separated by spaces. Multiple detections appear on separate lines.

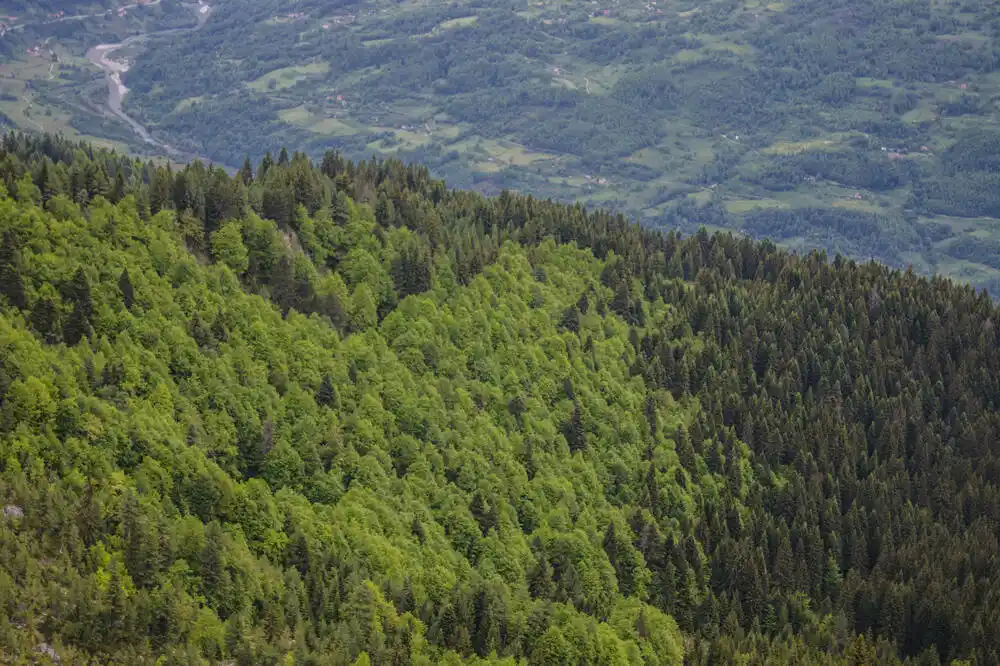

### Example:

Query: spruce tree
xmin=62 ymin=268 xmax=93 ymax=345
xmin=0 ymin=231 xmax=25 ymax=309
xmin=118 ymin=268 xmax=134 ymax=310
xmin=238 ymin=156 xmax=254 ymax=184
xmin=564 ymin=402 xmax=586 ymax=453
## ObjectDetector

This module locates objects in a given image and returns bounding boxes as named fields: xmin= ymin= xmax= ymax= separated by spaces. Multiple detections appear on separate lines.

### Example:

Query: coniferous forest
xmin=1 ymin=133 xmax=999 ymax=665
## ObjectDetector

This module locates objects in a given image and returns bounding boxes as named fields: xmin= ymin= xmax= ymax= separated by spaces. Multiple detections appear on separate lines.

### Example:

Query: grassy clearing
xmin=309 ymin=117 xmax=362 ymax=135
xmin=411 ymin=15 xmax=478 ymax=38
xmin=0 ymin=93 xmax=133 ymax=153
xmin=174 ymin=95 xmax=205 ymax=112
xmin=368 ymin=127 xmax=434 ymax=151
xmin=762 ymin=136 xmax=844 ymax=155
xmin=934 ymin=256 xmax=998 ymax=284
xmin=688 ymin=190 xmax=714 ymax=205
xmin=725 ymin=198 xmax=788 ymax=213
xmin=626 ymin=147 xmax=669 ymax=169
xmin=903 ymin=104 xmax=937 ymax=123
xmin=248 ymin=62 xmax=329 ymax=91
xmin=433 ymin=125 xmax=462 ymax=140
xmin=673 ymin=49 xmax=707 ymax=64
xmin=438 ymin=16 xmax=477 ymax=30
xmin=705 ymin=41 xmax=753 ymax=55
xmin=551 ymin=76 xmax=578 ymax=90
xmin=769 ymin=189 xmax=834 ymax=209
xmin=0 ymin=98 xmax=68 ymax=135
xmin=278 ymin=106 xmax=312 ymax=124
xmin=450 ymin=137 xmax=555 ymax=166
xmin=831 ymin=198 xmax=885 ymax=213
xmin=0 ymin=58 xmax=84 ymax=137
xmin=692 ymin=33 xmax=754 ymax=55
xmin=280 ymin=106 xmax=362 ymax=135
xmin=857 ymin=77 xmax=894 ymax=89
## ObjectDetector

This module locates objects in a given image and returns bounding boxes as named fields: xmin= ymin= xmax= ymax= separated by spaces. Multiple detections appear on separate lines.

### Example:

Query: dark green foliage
xmin=743 ymin=207 xmax=919 ymax=265
xmin=118 ymin=268 xmax=134 ymax=309
xmin=558 ymin=304 xmax=580 ymax=333
xmin=564 ymin=402 xmax=587 ymax=453
xmin=0 ymin=230 xmax=25 ymax=309
xmin=61 ymin=266 xmax=92 ymax=345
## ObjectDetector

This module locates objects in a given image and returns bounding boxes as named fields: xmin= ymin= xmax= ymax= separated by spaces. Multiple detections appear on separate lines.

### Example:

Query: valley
xmin=84 ymin=1 xmax=213 ymax=160
xmin=1 ymin=0 xmax=999 ymax=293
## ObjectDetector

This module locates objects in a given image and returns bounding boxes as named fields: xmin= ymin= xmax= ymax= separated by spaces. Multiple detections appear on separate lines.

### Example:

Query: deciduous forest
xmin=1 ymin=133 xmax=998 ymax=665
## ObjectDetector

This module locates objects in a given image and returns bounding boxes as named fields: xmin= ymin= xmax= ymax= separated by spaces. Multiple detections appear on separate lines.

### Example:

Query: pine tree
xmin=111 ymin=170 xmax=126 ymax=203
xmin=645 ymin=463 xmax=661 ymax=514
xmin=391 ymin=238 xmax=432 ymax=298
xmin=0 ymin=230 xmax=25 ymax=309
xmin=31 ymin=292 xmax=60 ymax=342
xmin=528 ymin=554 xmax=555 ymax=599
xmin=118 ymin=268 xmax=134 ymax=310
xmin=317 ymin=374 xmax=337 ymax=407
xmin=239 ymin=156 xmax=254 ymax=185
xmin=645 ymin=395 xmax=658 ymax=436
xmin=257 ymin=151 xmax=275 ymax=180
xmin=469 ymin=491 xmax=498 ymax=536
xmin=507 ymin=394 xmax=526 ymax=424
xmin=676 ymin=425 xmax=697 ymax=472
xmin=411 ymin=517 xmax=426 ymax=545
xmin=62 ymin=267 xmax=93 ymax=345
xmin=149 ymin=165 xmax=172 ymax=214
xmin=564 ymin=402 xmax=586 ymax=453
xmin=603 ymin=522 xmax=621 ymax=573
xmin=375 ymin=195 xmax=395 ymax=226
xmin=558 ymin=305 xmax=580 ymax=333
xmin=611 ymin=281 xmax=632 ymax=321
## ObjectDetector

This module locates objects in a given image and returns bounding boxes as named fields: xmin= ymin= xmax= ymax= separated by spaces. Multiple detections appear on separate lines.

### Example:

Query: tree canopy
xmin=0 ymin=132 xmax=998 ymax=665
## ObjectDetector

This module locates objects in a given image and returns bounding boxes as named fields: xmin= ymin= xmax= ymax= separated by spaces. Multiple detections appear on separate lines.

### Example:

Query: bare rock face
xmin=2 ymin=505 xmax=23 ymax=520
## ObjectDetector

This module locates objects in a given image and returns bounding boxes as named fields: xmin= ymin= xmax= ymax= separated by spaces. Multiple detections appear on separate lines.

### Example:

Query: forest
xmin=1 ymin=132 xmax=999 ymax=665
xmin=114 ymin=0 xmax=1000 ymax=293
xmin=4 ymin=0 xmax=1000 ymax=293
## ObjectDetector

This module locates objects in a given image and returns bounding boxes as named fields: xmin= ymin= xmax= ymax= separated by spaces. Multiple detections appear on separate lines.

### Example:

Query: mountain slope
xmin=4 ymin=0 xmax=1000 ymax=291
xmin=110 ymin=0 xmax=1000 ymax=292
xmin=1 ymin=134 xmax=1000 ymax=664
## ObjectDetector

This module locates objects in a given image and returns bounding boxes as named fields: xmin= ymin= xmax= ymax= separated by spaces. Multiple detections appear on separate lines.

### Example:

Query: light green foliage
xmin=0 ymin=184 xmax=690 ymax=664
xmin=211 ymin=219 xmax=250 ymax=273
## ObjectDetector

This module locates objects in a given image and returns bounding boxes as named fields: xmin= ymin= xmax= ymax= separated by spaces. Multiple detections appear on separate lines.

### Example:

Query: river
xmin=85 ymin=2 xmax=212 ymax=160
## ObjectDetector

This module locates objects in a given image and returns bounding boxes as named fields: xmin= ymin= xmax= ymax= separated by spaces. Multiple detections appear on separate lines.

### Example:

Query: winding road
xmin=85 ymin=2 xmax=212 ymax=158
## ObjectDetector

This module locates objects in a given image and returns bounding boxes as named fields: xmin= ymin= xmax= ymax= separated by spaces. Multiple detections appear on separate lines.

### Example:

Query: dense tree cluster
xmin=0 ymin=133 xmax=998 ymax=665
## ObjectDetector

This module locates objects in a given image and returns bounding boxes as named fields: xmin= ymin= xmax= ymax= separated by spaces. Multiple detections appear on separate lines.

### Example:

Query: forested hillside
xmin=3 ymin=0 xmax=1000 ymax=292
xmin=1 ymin=133 xmax=999 ymax=664
xmin=112 ymin=0 xmax=1000 ymax=292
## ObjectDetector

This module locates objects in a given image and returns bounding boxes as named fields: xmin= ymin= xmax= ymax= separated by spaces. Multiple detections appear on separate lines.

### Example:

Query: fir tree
xmin=118 ymin=268 xmax=134 ymax=310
